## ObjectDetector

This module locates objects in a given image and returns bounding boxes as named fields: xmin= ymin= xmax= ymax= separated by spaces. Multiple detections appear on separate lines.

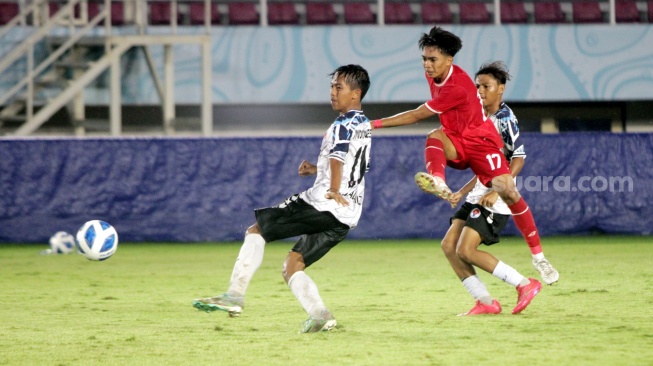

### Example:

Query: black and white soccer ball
xmin=47 ymin=231 xmax=77 ymax=254
xmin=76 ymin=220 xmax=119 ymax=261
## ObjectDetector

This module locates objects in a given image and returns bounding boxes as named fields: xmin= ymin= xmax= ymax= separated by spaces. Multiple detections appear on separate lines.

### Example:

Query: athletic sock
xmin=508 ymin=197 xmax=543 ymax=255
xmin=226 ymin=233 xmax=265 ymax=297
xmin=288 ymin=271 xmax=326 ymax=318
xmin=492 ymin=261 xmax=528 ymax=287
xmin=532 ymin=252 xmax=545 ymax=262
xmin=425 ymin=138 xmax=447 ymax=180
xmin=462 ymin=275 xmax=493 ymax=305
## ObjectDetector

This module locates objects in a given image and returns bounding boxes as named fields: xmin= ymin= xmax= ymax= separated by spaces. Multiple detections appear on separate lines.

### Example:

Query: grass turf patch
xmin=1 ymin=236 xmax=652 ymax=365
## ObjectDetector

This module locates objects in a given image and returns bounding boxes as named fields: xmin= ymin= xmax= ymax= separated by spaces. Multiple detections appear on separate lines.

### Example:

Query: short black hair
xmin=475 ymin=61 xmax=512 ymax=85
xmin=330 ymin=64 xmax=371 ymax=101
xmin=418 ymin=26 xmax=463 ymax=57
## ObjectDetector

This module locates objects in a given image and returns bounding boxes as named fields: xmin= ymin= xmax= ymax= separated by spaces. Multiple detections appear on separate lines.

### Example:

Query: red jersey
xmin=423 ymin=65 xmax=490 ymax=138
xmin=423 ymin=65 xmax=509 ymax=185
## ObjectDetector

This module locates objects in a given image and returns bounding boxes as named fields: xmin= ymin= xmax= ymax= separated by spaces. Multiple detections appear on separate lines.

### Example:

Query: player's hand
xmin=479 ymin=191 xmax=499 ymax=207
xmin=325 ymin=191 xmax=350 ymax=206
xmin=298 ymin=160 xmax=317 ymax=176
xmin=448 ymin=191 xmax=463 ymax=208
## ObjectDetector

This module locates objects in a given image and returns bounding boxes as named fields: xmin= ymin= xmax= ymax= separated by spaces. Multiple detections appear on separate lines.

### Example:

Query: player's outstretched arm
xmin=450 ymin=175 xmax=478 ymax=207
xmin=298 ymin=160 xmax=317 ymax=176
xmin=371 ymin=104 xmax=435 ymax=129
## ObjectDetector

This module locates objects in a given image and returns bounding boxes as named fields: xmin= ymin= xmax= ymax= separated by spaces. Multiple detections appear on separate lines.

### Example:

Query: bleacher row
xmin=1 ymin=0 xmax=652 ymax=25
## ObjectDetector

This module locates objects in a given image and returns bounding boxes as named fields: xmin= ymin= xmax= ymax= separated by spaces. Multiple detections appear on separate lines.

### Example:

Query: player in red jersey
xmin=371 ymin=26 xmax=543 ymax=301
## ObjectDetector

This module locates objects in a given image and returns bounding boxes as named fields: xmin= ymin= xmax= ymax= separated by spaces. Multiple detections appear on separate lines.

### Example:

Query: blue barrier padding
xmin=1 ymin=132 xmax=651 ymax=243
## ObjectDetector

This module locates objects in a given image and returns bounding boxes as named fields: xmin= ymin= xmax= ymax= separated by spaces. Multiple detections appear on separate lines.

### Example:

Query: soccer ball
xmin=48 ymin=231 xmax=77 ymax=254
xmin=76 ymin=220 xmax=119 ymax=261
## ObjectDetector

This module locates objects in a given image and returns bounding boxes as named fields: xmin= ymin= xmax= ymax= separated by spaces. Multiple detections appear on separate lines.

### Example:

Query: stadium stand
xmin=48 ymin=2 xmax=60 ymax=18
xmin=268 ymin=2 xmax=299 ymax=24
xmin=32 ymin=0 xmax=648 ymax=27
xmin=344 ymin=2 xmax=376 ymax=24
xmin=459 ymin=2 xmax=491 ymax=24
xmin=501 ymin=2 xmax=529 ymax=23
xmin=189 ymin=1 xmax=221 ymax=25
xmin=98 ymin=2 xmax=126 ymax=26
xmin=384 ymin=2 xmax=414 ymax=24
xmin=0 ymin=1 xmax=19 ymax=25
xmin=534 ymin=1 xmax=567 ymax=23
xmin=572 ymin=1 xmax=604 ymax=23
xmin=421 ymin=2 xmax=453 ymax=24
xmin=149 ymin=1 xmax=182 ymax=25
xmin=615 ymin=0 xmax=641 ymax=22
xmin=228 ymin=2 xmax=259 ymax=25
xmin=306 ymin=2 xmax=338 ymax=24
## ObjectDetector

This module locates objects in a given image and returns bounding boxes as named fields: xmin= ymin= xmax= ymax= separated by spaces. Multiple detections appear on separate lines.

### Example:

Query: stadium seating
xmin=48 ymin=2 xmax=60 ymax=18
xmin=0 ymin=1 xmax=19 ymax=24
xmin=459 ymin=2 xmax=491 ymax=24
xmin=306 ymin=2 xmax=337 ymax=24
xmin=615 ymin=0 xmax=640 ymax=22
xmin=384 ymin=2 xmax=414 ymax=24
xmin=344 ymin=2 xmax=375 ymax=24
xmin=572 ymin=1 xmax=603 ymax=23
xmin=534 ymin=2 xmax=566 ymax=23
xmin=268 ymin=2 xmax=299 ymax=24
xmin=189 ymin=1 xmax=221 ymax=25
xmin=149 ymin=1 xmax=182 ymax=25
xmin=501 ymin=2 xmax=528 ymax=23
xmin=228 ymin=2 xmax=259 ymax=25
xmin=421 ymin=2 xmax=453 ymax=24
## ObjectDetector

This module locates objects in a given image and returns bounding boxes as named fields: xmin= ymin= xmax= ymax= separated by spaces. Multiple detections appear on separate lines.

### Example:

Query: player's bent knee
xmin=282 ymin=251 xmax=305 ymax=283
xmin=455 ymin=246 xmax=473 ymax=263
xmin=441 ymin=238 xmax=456 ymax=257
xmin=245 ymin=223 xmax=261 ymax=235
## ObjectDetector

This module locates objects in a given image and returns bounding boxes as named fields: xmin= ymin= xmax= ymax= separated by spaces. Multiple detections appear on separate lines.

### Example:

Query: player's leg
xmin=491 ymin=174 xmax=560 ymax=285
xmin=192 ymin=195 xmax=310 ymax=316
xmin=452 ymin=225 xmax=501 ymax=315
xmin=285 ymin=226 xmax=347 ymax=333
xmin=424 ymin=129 xmax=458 ymax=180
xmin=457 ymin=229 xmax=541 ymax=315
xmin=469 ymin=142 xmax=560 ymax=285
xmin=455 ymin=205 xmax=540 ymax=314
xmin=415 ymin=129 xmax=459 ymax=200
xmin=442 ymin=217 xmax=476 ymax=280
xmin=191 ymin=223 xmax=264 ymax=316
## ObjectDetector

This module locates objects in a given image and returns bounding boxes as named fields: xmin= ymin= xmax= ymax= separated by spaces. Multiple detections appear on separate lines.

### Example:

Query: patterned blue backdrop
xmin=1 ymin=25 xmax=653 ymax=104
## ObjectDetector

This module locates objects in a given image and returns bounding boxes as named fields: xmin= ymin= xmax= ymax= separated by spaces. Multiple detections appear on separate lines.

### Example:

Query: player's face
xmin=475 ymin=74 xmax=504 ymax=109
xmin=422 ymin=46 xmax=453 ymax=82
xmin=330 ymin=74 xmax=357 ymax=114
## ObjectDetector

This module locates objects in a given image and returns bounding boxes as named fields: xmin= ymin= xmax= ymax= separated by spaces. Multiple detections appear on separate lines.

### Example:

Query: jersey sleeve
xmin=328 ymin=121 xmax=351 ymax=163
xmin=424 ymin=85 xmax=467 ymax=114
xmin=492 ymin=106 xmax=526 ymax=161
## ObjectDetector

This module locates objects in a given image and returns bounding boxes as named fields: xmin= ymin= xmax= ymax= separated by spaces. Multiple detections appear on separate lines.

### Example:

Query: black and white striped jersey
xmin=300 ymin=109 xmax=371 ymax=228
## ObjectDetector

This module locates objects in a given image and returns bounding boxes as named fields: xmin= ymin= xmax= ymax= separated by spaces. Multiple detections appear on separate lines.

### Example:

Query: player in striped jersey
xmin=193 ymin=64 xmax=372 ymax=333
xmin=443 ymin=61 xmax=558 ymax=316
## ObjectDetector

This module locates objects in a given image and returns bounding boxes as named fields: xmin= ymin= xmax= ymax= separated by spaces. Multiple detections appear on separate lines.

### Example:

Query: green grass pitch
xmin=2 ymin=236 xmax=653 ymax=365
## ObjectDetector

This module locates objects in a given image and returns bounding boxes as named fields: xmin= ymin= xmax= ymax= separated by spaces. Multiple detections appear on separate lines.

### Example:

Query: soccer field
xmin=2 ymin=236 xmax=652 ymax=365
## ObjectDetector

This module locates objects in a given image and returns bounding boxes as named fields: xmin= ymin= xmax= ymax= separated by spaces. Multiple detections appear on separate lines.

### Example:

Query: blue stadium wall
xmin=1 ymin=132 xmax=651 ymax=243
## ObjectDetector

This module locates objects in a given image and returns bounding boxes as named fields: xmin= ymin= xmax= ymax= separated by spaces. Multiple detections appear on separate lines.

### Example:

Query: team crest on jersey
xmin=470 ymin=208 xmax=481 ymax=219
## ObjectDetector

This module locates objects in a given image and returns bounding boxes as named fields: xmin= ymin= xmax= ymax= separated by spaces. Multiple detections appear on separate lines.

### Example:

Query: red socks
xmin=509 ymin=197 xmax=543 ymax=255
xmin=425 ymin=138 xmax=447 ymax=180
